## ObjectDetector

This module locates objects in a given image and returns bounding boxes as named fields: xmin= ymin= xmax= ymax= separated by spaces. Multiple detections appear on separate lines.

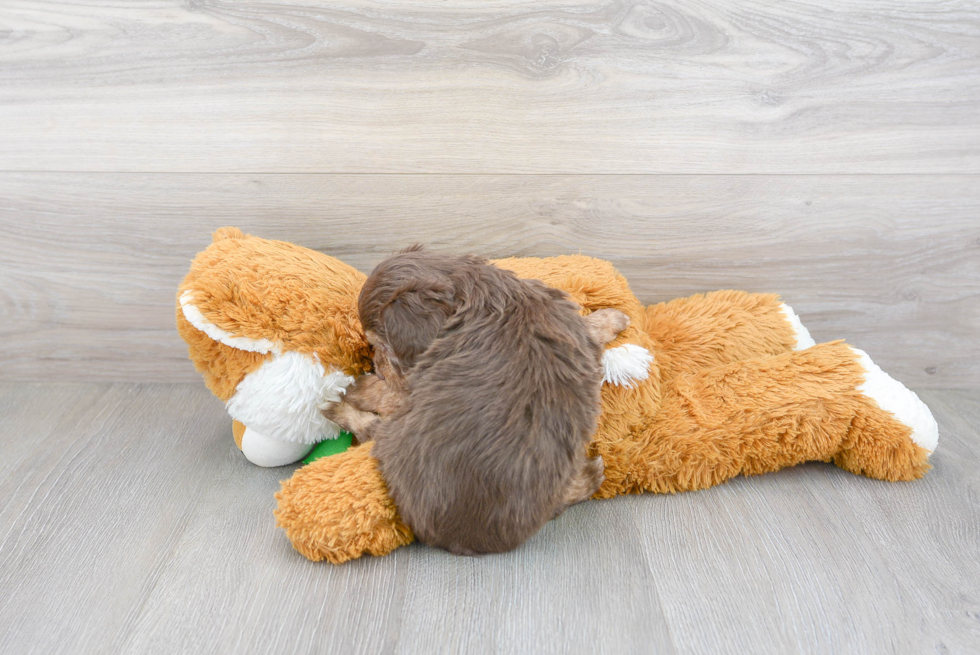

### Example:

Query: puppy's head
xmin=359 ymin=246 xmax=456 ymax=381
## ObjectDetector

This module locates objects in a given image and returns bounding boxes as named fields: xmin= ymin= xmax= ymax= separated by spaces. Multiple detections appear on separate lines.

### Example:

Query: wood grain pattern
xmin=1 ymin=172 xmax=977 ymax=387
xmin=632 ymin=402 xmax=980 ymax=655
xmin=0 ymin=383 xmax=231 ymax=654
xmin=0 ymin=383 xmax=977 ymax=654
xmin=0 ymin=0 xmax=978 ymax=173
xmin=3 ymin=1 xmax=976 ymax=651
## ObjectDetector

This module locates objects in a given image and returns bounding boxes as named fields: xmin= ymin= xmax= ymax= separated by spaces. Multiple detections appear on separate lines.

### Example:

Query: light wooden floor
xmin=1 ymin=383 xmax=977 ymax=654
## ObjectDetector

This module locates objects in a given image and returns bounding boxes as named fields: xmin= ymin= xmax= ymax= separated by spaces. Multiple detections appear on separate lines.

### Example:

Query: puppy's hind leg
xmin=555 ymin=455 xmax=605 ymax=518
xmin=584 ymin=309 xmax=630 ymax=346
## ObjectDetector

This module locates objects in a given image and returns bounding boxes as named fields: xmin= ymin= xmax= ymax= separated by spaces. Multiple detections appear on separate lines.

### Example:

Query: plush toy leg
xmin=620 ymin=341 xmax=936 ymax=495
xmin=274 ymin=443 xmax=414 ymax=563
xmin=644 ymin=290 xmax=815 ymax=381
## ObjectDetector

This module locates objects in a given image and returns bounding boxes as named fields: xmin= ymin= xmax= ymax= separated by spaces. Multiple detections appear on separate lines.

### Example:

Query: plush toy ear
xmin=212 ymin=226 xmax=245 ymax=242
xmin=381 ymin=279 xmax=454 ymax=372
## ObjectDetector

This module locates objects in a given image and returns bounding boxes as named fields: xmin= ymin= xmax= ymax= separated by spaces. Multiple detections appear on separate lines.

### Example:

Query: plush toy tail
xmin=833 ymin=346 xmax=938 ymax=480
xmin=212 ymin=226 xmax=246 ymax=242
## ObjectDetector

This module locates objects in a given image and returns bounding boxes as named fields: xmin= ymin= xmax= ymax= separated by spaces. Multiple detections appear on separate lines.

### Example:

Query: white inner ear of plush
xmin=602 ymin=344 xmax=655 ymax=387
xmin=780 ymin=303 xmax=816 ymax=351
xmin=226 ymin=351 xmax=354 ymax=445
xmin=852 ymin=347 xmax=939 ymax=454
xmin=180 ymin=290 xmax=280 ymax=354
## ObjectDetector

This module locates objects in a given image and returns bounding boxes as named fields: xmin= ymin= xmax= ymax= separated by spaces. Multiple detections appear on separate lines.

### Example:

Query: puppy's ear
xmin=381 ymin=279 xmax=453 ymax=372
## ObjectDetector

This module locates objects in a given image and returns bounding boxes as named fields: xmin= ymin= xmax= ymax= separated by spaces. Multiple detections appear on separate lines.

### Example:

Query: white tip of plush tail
xmin=852 ymin=347 xmax=939 ymax=454
xmin=602 ymin=344 xmax=655 ymax=387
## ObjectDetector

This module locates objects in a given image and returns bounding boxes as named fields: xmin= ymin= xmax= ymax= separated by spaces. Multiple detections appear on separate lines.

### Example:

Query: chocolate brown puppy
xmin=324 ymin=247 xmax=628 ymax=555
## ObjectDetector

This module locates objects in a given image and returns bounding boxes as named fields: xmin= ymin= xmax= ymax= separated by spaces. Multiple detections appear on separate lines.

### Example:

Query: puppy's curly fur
xmin=325 ymin=247 xmax=627 ymax=555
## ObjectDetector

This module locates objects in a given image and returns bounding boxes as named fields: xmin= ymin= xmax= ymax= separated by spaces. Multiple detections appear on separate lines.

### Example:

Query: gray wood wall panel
xmin=0 ymin=1 xmax=977 ymax=173
xmin=1 ymin=173 xmax=977 ymax=387
xmin=1 ymin=383 xmax=977 ymax=654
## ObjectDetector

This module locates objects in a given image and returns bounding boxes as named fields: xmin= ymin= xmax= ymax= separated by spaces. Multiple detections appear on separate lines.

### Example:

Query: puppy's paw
xmin=321 ymin=401 xmax=377 ymax=437
xmin=583 ymin=455 xmax=605 ymax=497
xmin=585 ymin=309 xmax=631 ymax=345
xmin=345 ymin=374 xmax=385 ymax=413
xmin=320 ymin=401 xmax=352 ymax=431
xmin=559 ymin=455 xmax=607 ymax=513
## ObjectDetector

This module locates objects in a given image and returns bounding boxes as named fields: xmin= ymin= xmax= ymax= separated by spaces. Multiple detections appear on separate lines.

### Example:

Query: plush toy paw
xmin=274 ymin=443 xmax=413 ymax=563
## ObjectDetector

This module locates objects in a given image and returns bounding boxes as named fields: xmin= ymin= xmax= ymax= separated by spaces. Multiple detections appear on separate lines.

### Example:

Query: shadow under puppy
xmin=324 ymin=246 xmax=628 ymax=555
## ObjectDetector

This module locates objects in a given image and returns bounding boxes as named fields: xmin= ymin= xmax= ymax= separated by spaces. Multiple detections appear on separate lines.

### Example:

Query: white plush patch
xmin=240 ymin=426 xmax=315 ymax=467
xmin=602 ymin=344 xmax=655 ymax=387
xmin=852 ymin=347 xmax=939 ymax=454
xmin=226 ymin=350 xmax=354 ymax=445
xmin=780 ymin=303 xmax=816 ymax=351
xmin=179 ymin=290 xmax=279 ymax=354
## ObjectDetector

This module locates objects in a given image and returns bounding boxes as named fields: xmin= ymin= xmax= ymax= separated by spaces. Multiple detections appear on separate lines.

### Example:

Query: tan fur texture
xmin=270 ymin=254 xmax=930 ymax=564
xmin=274 ymin=442 xmax=414 ymax=562
xmin=176 ymin=227 xmax=371 ymax=403
xmin=645 ymin=290 xmax=798 ymax=382
xmin=174 ymin=230 xmax=931 ymax=564
xmin=493 ymin=255 xmax=648 ymax=350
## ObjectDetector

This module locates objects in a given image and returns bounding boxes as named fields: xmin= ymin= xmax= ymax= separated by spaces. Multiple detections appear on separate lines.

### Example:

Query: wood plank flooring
xmin=0 ymin=383 xmax=977 ymax=654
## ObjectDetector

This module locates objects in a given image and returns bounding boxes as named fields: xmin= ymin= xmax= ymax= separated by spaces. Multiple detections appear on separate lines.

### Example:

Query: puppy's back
xmin=372 ymin=257 xmax=602 ymax=554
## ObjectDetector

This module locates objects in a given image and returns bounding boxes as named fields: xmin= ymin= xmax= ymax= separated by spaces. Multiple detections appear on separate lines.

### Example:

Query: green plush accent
xmin=303 ymin=430 xmax=353 ymax=464
xmin=303 ymin=431 xmax=354 ymax=464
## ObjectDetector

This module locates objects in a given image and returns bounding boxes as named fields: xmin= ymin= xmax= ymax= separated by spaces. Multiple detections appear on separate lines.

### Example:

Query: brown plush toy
xmin=177 ymin=229 xmax=939 ymax=564
xmin=176 ymin=227 xmax=371 ymax=467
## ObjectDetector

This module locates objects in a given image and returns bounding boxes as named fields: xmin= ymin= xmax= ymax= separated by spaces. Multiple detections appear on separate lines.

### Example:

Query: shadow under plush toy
xmin=177 ymin=228 xmax=939 ymax=563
